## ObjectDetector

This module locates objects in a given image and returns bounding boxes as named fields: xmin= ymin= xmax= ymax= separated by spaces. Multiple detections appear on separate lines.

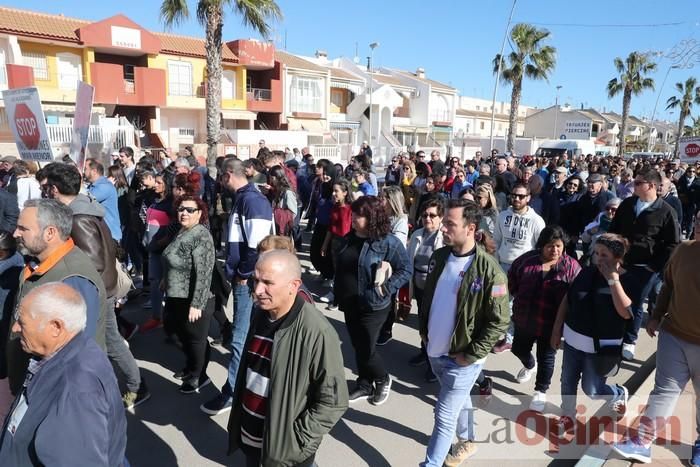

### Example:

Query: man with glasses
xmin=416 ymin=150 xmax=427 ymax=164
xmin=573 ymin=174 xmax=614 ymax=246
xmin=608 ymin=168 xmax=680 ymax=360
xmin=385 ymin=157 xmax=402 ymax=186
xmin=492 ymin=183 xmax=545 ymax=352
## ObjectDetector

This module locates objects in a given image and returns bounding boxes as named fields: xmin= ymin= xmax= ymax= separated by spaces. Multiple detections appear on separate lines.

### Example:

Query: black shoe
xmin=408 ymin=352 xmax=427 ymax=367
xmin=348 ymin=385 xmax=373 ymax=403
xmin=424 ymin=367 xmax=437 ymax=383
xmin=173 ymin=369 xmax=189 ymax=380
xmin=376 ymin=334 xmax=393 ymax=346
xmin=200 ymin=392 xmax=233 ymax=415
xmin=371 ymin=375 xmax=392 ymax=406
xmin=179 ymin=375 xmax=212 ymax=394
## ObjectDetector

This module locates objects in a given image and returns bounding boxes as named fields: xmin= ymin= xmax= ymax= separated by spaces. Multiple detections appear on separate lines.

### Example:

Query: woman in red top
xmin=321 ymin=178 xmax=353 ymax=309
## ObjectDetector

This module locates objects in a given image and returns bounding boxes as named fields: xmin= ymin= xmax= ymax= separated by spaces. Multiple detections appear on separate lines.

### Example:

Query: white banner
xmin=679 ymin=136 xmax=700 ymax=162
xmin=1 ymin=87 xmax=52 ymax=161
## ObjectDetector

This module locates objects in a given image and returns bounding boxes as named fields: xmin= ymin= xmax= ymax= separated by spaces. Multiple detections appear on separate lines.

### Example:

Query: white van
xmin=535 ymin=139 xmax=596 ymax=158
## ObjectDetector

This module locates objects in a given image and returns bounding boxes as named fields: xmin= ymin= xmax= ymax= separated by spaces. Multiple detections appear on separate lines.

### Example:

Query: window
xmin=222 ymin=70 xmax=235 ymax=100
xmin=480 ymin=121 xmax=485 ymax=130
xmin=290 ymin=76 xmax=321 ymax=114
xmin=56 ymin=53 xmax=82 ymax=90
xmin=24 ymin=52 xmax=49 ymax=80
xmin=168 ymin=61 xmax=193 ymax=96
xmin=431 ymin=94 xmax=450 ymax=122
xmin=0 ymin=50 xmax=6 ymax=87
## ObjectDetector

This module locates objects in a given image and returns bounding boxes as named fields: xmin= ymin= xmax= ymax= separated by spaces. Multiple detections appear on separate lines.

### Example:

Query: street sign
xmin=1 ymin=87 xmax=53 ymax=161
xmin=679 ymin=136 xmax=700 ymax=162
xmin=69 ymin=80 xmax=95 ymax=171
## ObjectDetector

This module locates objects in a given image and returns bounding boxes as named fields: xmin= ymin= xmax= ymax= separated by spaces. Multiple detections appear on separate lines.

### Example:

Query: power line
xmin=522 ymin=20 xmax=694 ymax=28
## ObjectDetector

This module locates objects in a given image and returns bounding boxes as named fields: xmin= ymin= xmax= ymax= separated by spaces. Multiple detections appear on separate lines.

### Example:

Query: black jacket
xmin=0 ymin=189 xmax=19 ymax=233
xmin=608 ymin=196 xmax=680 ymax=272
xmin=573 ymin=190 xmax=614 ymax=235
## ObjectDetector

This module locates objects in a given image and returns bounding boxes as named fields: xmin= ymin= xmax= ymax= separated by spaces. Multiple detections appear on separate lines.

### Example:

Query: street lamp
xmin=553 ymin=85 xmax=562 ymax=139
xmin=489 ymin=0 xmax=518 ymax=154
xmin=368 ymin=42 xmax=379 ymax=152
xmin=648 ymin=65 xmax=680 ymax=152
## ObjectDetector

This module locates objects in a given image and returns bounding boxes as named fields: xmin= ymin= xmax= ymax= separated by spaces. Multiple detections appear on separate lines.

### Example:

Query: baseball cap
xmin=0 ymin=156 xmax=17 ymax=163
xmin=587 ymin=174 xmax=603 ymax=183
xmin=554 ymin=167 xmax=567 ymax=174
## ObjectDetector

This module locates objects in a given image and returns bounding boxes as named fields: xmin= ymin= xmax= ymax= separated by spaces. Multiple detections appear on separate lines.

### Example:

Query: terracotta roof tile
xmin=275 ymin=51 xmax=326 ymax=72
xmin=155 ymin=32 xmax=238 ymax=62
xmin=0 ymin=7 xmax=237 ymax=62
xmin=0 ymin=6 xmax=87 ymax=42
xmin=329 ymin=67 xmax=363 ymax=82
xmin=393 ymin=69 xmax=456 ymax=92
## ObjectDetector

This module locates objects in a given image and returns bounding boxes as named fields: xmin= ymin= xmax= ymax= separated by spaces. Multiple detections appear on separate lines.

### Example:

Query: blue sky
xmin=8 ymin=0 xmax=700 ymax=122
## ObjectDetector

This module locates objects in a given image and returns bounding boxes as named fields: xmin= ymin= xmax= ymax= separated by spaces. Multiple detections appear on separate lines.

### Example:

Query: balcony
xmin=91 ymin=62 xmax=166 ymax=107
xmin=247 ymin=87 xmax=271 ymax=102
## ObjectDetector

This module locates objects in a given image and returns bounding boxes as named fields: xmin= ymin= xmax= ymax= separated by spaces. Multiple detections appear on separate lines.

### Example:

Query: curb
xmin=574 ymin=352 xmax=657 ymax=467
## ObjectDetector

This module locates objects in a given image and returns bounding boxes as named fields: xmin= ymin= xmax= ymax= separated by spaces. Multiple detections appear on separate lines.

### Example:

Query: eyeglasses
xmin=566 ymin=182 xmax=579 ymax=188
xmin=177 ymin=206 xmax=200 ymax=214
xmin=606 ymin=207 xmax=618 ymax=213
xmin=421 ymin=212 xmax=439 ymax=219
xmin=511 ymin=193 xmax=529 ymax=200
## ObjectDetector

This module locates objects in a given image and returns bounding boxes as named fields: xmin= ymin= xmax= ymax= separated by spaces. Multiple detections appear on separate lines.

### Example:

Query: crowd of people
xmin=0 ymin=143 xmax=697 ymax=466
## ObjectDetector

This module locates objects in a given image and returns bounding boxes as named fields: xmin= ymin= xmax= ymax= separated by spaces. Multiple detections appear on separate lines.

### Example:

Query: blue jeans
xmin=148 ymin=253 xmax=163 ymax=320
xmin=624 ymin=265 xmax=657 ymax=345
xmin=422 ymin=356 xmax=483 ymax=467
xmin=560 ymin=343 xmax=625 ymax=417
xmin=222 ymin=281 xmax=253 ymax=398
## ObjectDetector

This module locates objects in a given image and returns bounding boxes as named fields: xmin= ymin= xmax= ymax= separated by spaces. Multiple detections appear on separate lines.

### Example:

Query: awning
xmin=330 ymin=121 xmax=360 ymax=130
xmin=221 ymin=109 xmax=257 ymax=120
xmin=431 ymin=126 xmax=453 ymax=133
xmin=394 ymin=125 xmax=429 ymax=134
xmin=288 ymin=117 xmax=326 ymax=134
xmin=330 ymin=81 xmax=363 ymax=94
xmin=41 ymin=103 xmax=106 ymax=114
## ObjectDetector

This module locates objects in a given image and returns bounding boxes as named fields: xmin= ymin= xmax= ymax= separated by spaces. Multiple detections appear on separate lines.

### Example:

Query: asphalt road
xmin=120 ymin=246 xmax=660 ymax=467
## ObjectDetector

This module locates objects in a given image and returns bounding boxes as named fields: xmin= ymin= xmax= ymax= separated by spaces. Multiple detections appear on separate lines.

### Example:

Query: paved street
xmin=119 ymin=244 xmax=669 ymax=467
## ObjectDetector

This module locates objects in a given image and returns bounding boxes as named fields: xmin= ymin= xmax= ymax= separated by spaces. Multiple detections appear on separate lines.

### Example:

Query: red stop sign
xmin=685 ymin=143 xmax=700 ymax=157
xmin=14 ymin=103 xmax=40 ymax=150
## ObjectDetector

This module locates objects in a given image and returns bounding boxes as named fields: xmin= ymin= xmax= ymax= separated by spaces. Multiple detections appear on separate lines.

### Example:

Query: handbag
xmin=114 ymin=259 xmax=134 ymax=299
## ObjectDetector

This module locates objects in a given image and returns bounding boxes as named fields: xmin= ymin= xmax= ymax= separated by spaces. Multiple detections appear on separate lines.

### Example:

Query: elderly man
xmin=0 ymin=283 xmax=127 ymax=466
xmin=228 ymin=250 xmax=348 ymax=466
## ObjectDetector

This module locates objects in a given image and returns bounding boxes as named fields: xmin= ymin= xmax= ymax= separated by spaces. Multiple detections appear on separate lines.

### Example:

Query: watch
xmin=607 ymin=278 xmax=620 ymax=286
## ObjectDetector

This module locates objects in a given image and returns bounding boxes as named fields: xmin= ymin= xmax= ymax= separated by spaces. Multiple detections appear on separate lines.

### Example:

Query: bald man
xmin=0 ymin=282 xmax=126 ymax=467
xmin=227 ymin=251 xmax=348 ymax=466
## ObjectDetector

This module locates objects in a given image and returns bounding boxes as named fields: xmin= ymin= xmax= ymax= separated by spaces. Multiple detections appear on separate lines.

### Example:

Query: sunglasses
xmin=391 ymin=159 xmax=398 ymax=163
xmin=177 ymin=206 xmax=200 ymax=214
xmin=511 ymin=193 xmax=528 ymax=200
xmin=606 ymin=207 xmax=618 ymax=212
xmin=421 ymin=212 xmax=439 ymax=219
xmin=633 ymin=180 xmax=649 ymax=186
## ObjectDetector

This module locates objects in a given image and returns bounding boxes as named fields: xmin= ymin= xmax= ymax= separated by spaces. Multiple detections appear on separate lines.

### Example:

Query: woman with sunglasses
xmin=406 ymin=198 xmax=444 ymax=381
xmin=580 ymin=197 xmax=622 ymax=262
xmin=162 ymin=195 xmax=215 ymax=394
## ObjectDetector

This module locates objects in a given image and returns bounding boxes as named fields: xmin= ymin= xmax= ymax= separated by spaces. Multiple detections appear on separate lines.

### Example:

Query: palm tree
xmin=666 ymin=77 xmax=700 ymax=154
xmin=493 ymin=23 xmax=556 ymax=152
xmin=683 ymin=115 xmax=700 ymax=136
xmin=160 ymin=0 xmax=282 ymax=177
xmin=606 ymin=52 xmax=656 ymax=156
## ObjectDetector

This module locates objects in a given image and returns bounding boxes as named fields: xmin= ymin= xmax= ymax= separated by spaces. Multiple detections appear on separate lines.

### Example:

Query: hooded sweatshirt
xmin=87 ymin=176 xmax=121 ymax=241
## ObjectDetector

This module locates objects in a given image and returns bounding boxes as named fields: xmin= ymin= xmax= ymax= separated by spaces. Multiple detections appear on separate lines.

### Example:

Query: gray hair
xmin=222 ymin=158 xmax=247 ymax=179
xmin=174 ymin=157 xmax=191 ymax=169
xmin=23 ymin=198 xmax=73 ymax=240
xmin=24 ymin=282 xmax=87 ymax=333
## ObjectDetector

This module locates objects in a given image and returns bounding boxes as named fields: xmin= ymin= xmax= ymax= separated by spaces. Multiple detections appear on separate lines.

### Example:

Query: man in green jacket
xmin=228 ymin=250 xmax=348 ymax=467
xmin=419 ymin=199 xmax=510 ymax=467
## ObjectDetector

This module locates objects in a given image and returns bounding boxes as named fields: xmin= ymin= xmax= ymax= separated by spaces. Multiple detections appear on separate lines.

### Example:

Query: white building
xmin=454 ymin=96 xmax=533 ymax=139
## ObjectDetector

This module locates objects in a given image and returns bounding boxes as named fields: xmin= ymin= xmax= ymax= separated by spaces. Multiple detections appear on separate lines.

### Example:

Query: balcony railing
xmin=124 ymin=79 xmax=135 ymax=94
xmin=46 ymin=124 xmax=132 ymax=150
xmin=247 ymin=87 xmax=272 ymax=102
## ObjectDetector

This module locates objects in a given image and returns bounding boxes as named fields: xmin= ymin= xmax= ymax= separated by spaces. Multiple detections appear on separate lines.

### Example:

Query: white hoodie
xmin=493 ymin=206 xmax=545 ymax=265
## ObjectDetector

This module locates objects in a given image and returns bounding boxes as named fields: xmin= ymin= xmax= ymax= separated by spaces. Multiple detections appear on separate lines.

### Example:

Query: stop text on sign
xmin=686 ymin=143 xmax=700 ymax=156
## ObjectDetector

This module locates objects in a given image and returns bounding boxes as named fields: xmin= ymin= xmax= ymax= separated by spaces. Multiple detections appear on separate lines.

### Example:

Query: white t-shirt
xmin=427 ymin=252 xmax=475 ymax=358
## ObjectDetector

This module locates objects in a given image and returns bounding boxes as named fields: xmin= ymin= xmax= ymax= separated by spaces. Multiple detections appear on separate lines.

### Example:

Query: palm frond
xmin=231 ymin=0 xmax=282 ymax=38
xmin=160 ymin=0 xmax=190 ymax=27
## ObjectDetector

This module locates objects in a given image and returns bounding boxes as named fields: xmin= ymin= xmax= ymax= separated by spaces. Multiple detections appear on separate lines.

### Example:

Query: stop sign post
xmin=1 ymin=86 xmax=53 ymax=161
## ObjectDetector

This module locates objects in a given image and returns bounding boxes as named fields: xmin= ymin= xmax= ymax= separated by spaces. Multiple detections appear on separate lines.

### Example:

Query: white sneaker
xmin=327 ymin=303 xmax=339 ymax=311
xmin=319 ymin=291 xmax=334 ymax=303
xmin=516 ymin=363 xmax=537 ymax=383
xmin=529 ymin=391 xmax=546 ymax=412
xmin=622 ymin=343 xmax=635 ymax=361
